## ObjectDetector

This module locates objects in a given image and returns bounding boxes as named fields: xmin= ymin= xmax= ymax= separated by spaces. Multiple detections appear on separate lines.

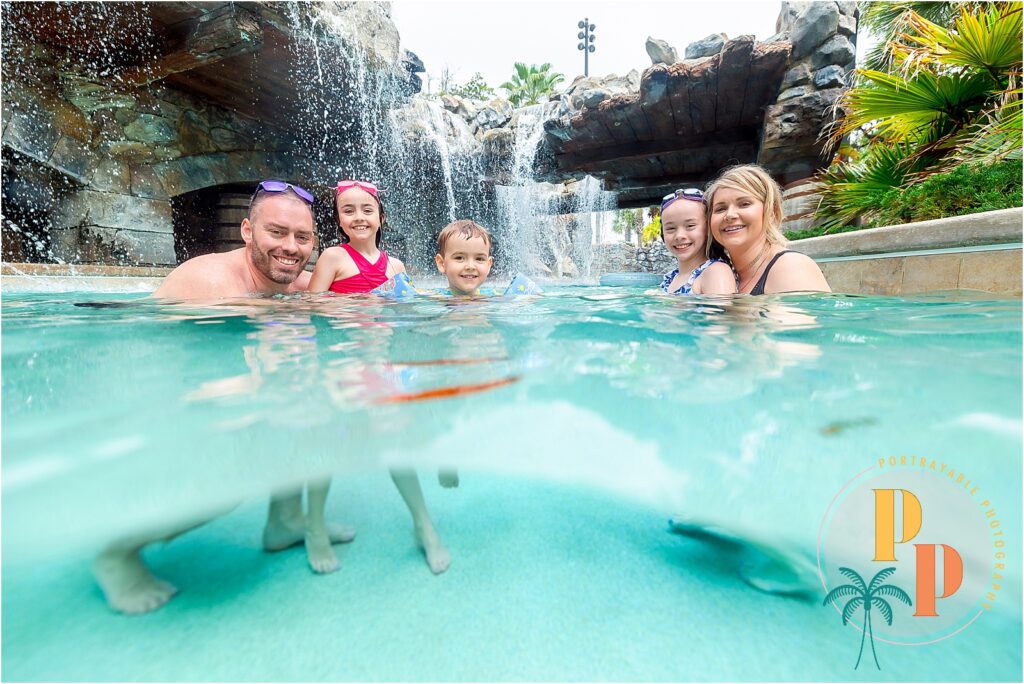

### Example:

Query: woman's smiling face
xmin=709 ymin=186 xmax=765 ymax=251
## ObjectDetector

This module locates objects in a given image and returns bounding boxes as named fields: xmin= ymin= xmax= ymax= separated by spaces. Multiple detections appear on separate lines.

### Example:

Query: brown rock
xmin=715 ymin=36 xmax=755 ymax=130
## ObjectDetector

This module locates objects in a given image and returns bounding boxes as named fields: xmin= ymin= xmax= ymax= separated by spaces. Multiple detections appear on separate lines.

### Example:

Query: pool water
xmin=2 ymin=288 xmax=1021 ymax=680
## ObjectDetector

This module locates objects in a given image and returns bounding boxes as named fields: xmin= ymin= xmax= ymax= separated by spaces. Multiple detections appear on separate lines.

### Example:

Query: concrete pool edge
xmin=791 ymin=208 xmax=1023 ymax=296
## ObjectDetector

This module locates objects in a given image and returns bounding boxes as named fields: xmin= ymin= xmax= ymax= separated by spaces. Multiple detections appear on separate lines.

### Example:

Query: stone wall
xmin=592 ymin=242 xmax=637 ymax=274
xmin=634 ymin=241 xmax=675 ymax=274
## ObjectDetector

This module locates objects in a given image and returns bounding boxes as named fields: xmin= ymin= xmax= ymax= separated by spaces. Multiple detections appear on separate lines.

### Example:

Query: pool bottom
xmin=3 ymin=474 xmax=1020 ymax=682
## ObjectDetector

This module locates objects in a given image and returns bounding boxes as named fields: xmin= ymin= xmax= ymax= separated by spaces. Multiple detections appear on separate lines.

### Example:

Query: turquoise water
xmin=2 ymin=287 xmax=1021 ymax=680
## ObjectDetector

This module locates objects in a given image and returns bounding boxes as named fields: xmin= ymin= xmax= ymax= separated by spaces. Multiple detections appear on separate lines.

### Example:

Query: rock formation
xmin=1 ymin=1 xmax=408 ymax=266
xmin=477 ymin=1 xmax=859 ymax=207
xmin=646 ymin=37 xmax=678 ymax=66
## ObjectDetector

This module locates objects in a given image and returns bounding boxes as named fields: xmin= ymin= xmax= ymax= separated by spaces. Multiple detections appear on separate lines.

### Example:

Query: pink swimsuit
xmin=328 ymin=243 xmax=390 ymax=294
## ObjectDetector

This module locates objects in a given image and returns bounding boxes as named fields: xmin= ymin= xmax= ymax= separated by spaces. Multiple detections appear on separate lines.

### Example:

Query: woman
xmin=705 ymin=165 xmax=831 ymax=295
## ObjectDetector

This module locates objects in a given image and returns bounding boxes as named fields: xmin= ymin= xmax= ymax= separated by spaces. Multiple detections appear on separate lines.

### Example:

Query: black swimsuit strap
xmin=750 ymin=250 xmax=795 ymax=296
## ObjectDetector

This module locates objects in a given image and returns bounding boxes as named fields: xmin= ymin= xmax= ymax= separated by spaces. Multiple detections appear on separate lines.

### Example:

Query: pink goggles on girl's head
xmin=335 ymin=180 xmax=381 ymax=199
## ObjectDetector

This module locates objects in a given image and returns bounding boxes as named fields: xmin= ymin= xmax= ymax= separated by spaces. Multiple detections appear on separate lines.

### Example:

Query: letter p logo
xmin=874 ymin=489 xmax=922 ymax=562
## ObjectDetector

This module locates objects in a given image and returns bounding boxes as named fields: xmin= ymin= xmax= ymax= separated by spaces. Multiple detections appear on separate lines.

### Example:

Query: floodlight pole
xmin=577 ymin=18 xmax=596 ymax=77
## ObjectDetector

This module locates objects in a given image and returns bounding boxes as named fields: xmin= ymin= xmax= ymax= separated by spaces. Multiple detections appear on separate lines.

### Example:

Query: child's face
xmin=435 ymin=234 xmax=493 ymax=295
xmin=336 ymin=187 xmax=381 ymax=243
xmin=661 ymin=199 xmax=708 ymax=263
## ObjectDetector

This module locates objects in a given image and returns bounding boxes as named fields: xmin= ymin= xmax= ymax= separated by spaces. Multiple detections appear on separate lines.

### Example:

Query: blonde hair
xmin=705 ymin=164 xmax=788 ymax=248
xmin=436 ymin=219 xmax=492 ymax=256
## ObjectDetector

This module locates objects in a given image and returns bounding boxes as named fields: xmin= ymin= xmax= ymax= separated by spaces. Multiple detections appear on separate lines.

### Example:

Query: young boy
xmin=434 ymin=220 xmax=495 ymax=296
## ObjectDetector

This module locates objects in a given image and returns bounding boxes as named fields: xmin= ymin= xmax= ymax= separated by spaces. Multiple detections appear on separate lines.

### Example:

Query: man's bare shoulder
xmin=153 ymin=251 xmax=246 ymax=300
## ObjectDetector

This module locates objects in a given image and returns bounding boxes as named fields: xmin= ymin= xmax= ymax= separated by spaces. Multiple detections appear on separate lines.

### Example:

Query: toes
xmin=115 ymin=582 xmax=177 ymax=614
xmin=310 ymin=556 xmax=340 ymax=574
xmin=427 ymin=551 xmax=451 ymax=575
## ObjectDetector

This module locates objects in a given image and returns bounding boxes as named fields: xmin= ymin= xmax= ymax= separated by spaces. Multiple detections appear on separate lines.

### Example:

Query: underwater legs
xmin=262 ymin=489 xmax=356 ymax=552
xmin=390 ymin=469 xmax=451 ymax=574
xmin=94 ymin=542 xmax=178 ymax=614
xmin=304 ymin=479 xmax=340 ymax=574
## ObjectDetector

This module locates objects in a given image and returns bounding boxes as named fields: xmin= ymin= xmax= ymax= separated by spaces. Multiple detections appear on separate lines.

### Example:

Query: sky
xmin=390 ymin=1 xmax=792 ymax=94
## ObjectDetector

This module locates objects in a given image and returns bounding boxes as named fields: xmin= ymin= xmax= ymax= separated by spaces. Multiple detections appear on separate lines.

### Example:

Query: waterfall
xmin=282 ymin=4 xmax=495 ymax=271
xmin=495 ymin=103 xmax=615 ymax=278
xmin=386 ymin=96 xmax=489 ymax=269
xmin=569 ymin=176 xmax=617 ymax=279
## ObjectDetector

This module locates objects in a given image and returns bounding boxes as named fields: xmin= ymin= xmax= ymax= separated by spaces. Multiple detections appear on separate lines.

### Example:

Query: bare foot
xmin=263 ymin=519 xmax=356 ymax=552
xmin=94 ymin=547 xmax=178 ymax=614
xmin=305 ymin=529 xmax=340 ymax=574
xmin=438 ymin=468 xmax=460 ymax=488
xmin=415 ymin=523 xmax=451 ymax=574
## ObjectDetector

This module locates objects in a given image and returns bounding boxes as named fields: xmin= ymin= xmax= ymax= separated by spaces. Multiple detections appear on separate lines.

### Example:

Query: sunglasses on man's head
xmin=251 ymin=180 xmax=315 ymax=205
xmin=335 ymin=180 xmax=382 ymax=199
xmin=661 ymin=188 xmax=704 ymax=210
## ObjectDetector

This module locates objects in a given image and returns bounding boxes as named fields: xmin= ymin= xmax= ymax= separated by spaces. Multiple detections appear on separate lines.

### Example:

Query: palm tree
xmin=815 ymin=2 xmax=1022 ymax=229
xmin=499 ymin=62 xmax=565 ymax=107
xmin=823 ymin=567 xmax=912 ymax=670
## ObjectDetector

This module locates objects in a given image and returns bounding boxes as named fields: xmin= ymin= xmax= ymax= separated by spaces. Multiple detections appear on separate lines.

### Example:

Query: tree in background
xmin=449 ymin=72 xmax=495 ymax=101
xmin=815 ymin=2 xmax=1022 ymax=230
xmin=611 ymin=208 xmax=647 ymax=246
xmin=641 ymin=207 xmax=662 ymax=246
xmin=500 ymin=62 xmax=566 ymax=107
xmin=611 ymin=208 xmax=639 ymax=243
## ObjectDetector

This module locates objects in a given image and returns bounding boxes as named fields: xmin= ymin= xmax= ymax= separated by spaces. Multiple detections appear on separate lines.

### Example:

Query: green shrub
xmin=865 ymin=161 xmax=1022 ymax=227
xmin=791 ymin=161 xmax=1022 ymax=240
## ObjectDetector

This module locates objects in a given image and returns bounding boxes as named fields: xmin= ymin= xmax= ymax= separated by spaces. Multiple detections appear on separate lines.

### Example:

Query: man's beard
xmin=248 ymin=239 xmax=299 ymax=285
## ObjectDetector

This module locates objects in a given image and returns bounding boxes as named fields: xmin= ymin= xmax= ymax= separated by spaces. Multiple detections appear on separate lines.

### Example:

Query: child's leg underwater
xmin=93 ymin=513 xmax=219 ymax=614
xmin=390 ymin=469 xmax=451 ymax=574
xmin=304 ymin=478 xmax=340 ymax=573
xmin=262 ymin=488 xmax=355 ymax=552
xmin=94 ymin=539 xmax=179 ymax=614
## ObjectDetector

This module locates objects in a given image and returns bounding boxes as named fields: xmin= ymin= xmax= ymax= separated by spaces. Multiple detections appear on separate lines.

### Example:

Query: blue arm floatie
xmin=372 ymin=271 xmax=419 ymax=299
xmin=503 ymin=272 xmax=543 ymax=296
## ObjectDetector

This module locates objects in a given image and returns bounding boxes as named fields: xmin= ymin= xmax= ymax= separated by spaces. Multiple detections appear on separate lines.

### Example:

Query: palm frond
xmin=814 ymin=142 xmax=928 ymax=230
xmin=838 ymin=567 xmax=867 ymax=591
xmin=872 ymin=596 xmax=895 ymax=625
xmin=859 ymin=1 xmax=978 ymax=71
xmin=894 ymin=5 xmax=1023 ymax=78
xmin=868 ymin=567 xmax=898 ymax=592
xmin=952 ymin=93 xmax=1023 ymax=164
xmin=834 ymin=69 xmax=994 ymax=143
xmin=841 ymin=596 xmax=865 ymax=625
xmin=823 ymin=584 xmax=862 ymax=606
xmin=874 ymin=584 xmax=913 ymax=606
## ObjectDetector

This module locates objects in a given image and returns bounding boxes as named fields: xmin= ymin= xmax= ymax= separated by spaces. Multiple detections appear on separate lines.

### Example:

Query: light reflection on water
xmin=2 ymin=289 xmax=1021 ymax=590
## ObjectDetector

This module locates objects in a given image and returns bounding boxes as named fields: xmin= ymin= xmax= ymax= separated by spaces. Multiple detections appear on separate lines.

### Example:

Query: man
xmin=154 ymin=180 xmax=316 ymax=299
xmin=96 ymin=181 xmax=354 ymax=614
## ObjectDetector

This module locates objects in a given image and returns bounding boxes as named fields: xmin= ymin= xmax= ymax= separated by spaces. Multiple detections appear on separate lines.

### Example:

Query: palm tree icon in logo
xmin=823 ymin=567 xmax=912 ymax=669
